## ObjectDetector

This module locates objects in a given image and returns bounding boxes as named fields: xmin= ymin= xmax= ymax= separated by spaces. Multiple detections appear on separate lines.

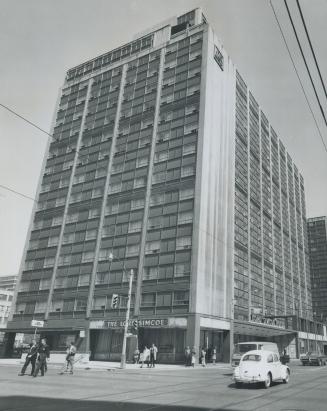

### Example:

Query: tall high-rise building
xmin=7 ymin=8 xmax=314 ymax=361
xmin=307 ymin=217 xmax=327 ymax=322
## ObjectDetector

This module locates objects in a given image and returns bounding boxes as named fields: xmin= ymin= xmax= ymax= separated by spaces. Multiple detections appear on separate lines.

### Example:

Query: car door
xmin=273 ymin=353 xmax=282 ymax=380
xmin=267 ymin=353 xmax=275 ymax=379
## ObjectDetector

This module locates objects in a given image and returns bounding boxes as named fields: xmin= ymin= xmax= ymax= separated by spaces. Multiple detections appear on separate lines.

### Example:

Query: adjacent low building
xmin=5 ymin=8 xmax=325 ymax=361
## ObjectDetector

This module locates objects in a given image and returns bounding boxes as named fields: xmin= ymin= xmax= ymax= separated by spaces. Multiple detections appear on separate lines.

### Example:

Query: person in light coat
xmin=140 ymin=346 xmax=150 ymax=368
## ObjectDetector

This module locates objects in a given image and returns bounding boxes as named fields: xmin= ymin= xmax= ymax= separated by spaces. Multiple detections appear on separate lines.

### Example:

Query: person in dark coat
xmin=33 ymin=338 xmax=50 ymax=377
xmin=18 ymin=340 xmax=38 ymax=376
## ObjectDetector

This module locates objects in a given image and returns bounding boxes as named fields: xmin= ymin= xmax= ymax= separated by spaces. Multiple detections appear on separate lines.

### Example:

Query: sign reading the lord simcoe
xmin=90 ymin=318 xmax=169 ymax=329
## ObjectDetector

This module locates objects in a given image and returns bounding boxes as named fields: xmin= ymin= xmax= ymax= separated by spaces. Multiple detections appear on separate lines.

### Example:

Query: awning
xmin=234 ymin=320 xmax=296 ymax=338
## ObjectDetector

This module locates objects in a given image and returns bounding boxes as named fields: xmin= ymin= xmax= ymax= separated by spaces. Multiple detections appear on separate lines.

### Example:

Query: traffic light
xmin=111 ymin=294 xmax=119 ymax=309
xmin=131 ymin=319 xmax=138 ymax=334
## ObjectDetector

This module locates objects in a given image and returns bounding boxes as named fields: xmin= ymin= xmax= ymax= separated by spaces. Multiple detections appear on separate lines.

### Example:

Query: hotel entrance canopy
xmin=234 ymin=320 xmax=296 ymax=338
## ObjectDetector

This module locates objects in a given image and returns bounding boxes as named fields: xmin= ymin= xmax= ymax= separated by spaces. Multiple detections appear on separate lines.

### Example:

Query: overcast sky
xmin=0 ymin=0 xmax=326 ymax=277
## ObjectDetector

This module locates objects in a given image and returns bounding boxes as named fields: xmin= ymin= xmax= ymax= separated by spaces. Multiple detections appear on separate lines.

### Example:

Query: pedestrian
xmin=185 ymin=346 xmax=191 ymax=366
xmin=200 ymin=347 xmax=206 ymax=367
xmin=33 ymin=338 xmax=50 ymax=377
xmin=191 ymin=346 xmax=196 ymax=368
xmin=212 ymin=347 xmax=217 ymax=365
xmin=65 ymin=342 xmax=77 ymax=374
xmin=149 ymin=343 xmax=158 ymax=368
xmin=18 ymin=340 xmax=38 ymax=376
xmin=133 ymin=348 xmax=140 ymax=364
xmin=140 ymin=346 xmax=150 ymax=368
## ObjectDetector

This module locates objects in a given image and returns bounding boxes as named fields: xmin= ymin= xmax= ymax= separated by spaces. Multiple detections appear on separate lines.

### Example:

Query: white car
xmin=233 ymin=350 xmax=290 ymax=388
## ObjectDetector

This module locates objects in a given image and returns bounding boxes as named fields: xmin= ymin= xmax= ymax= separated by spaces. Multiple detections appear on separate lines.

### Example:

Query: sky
xmin=0 ymin=0 xmax=326 ymax=277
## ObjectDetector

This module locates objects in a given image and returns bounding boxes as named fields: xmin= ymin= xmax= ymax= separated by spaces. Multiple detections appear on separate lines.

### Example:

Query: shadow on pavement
xmin=0 ymin=396 xmax=244 ymax=411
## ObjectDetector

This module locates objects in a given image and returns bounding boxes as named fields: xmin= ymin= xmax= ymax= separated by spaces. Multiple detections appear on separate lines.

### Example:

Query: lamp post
xmin=108 ymin=252 xmax=134 ymax=369
xmin=120 ymin=268 xmax=134 ymax=369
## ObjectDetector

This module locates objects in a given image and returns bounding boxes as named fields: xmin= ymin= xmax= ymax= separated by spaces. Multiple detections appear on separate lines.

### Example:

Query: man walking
xmin=65 ymin=341 xmax=77 ymax=374
xmin=149 ymin=343 xmax=158 ymax=368
xmin=18 ymin=340 xmax=38 ymax=376
xmin=33 ymin=338 xmax=50 ymax=377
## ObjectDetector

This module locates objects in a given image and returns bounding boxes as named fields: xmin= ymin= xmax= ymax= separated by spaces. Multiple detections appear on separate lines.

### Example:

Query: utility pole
xmin=120 ymin=269 xmax=134 ymax=369
xmin=230 ymin=300 xmax=234 ymax=366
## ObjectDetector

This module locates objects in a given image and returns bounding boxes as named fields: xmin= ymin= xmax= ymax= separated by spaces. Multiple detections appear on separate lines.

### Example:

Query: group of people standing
xmin=133 ymin=343 xmax=158 ymax=368
xmin=185 ymin=346 xmax=217 ymax=367
xmin=18 ymin=338 xmax=77 ymax=377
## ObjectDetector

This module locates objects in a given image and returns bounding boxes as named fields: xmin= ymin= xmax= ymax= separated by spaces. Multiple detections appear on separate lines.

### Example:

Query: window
xmin=75 ymin=298 xmax=87 ymax=311
xmin=48 ymin=236 xmax=59 ymax=246
xmin=178 ymin=211 xmax=193 ymax=224
xmin=176 ymin=236 xmax=192 ymax=250
xmin=143 ymin=267 xmax=158 ymax=280
xmin=93 ymin=296 xmax=106 ymax=310
xmin=243 ymin=354 xmax=261 ymax=362
xmin=126 ymin=245 xmax=140 ymax=257
xmin=136 ymin=156 xmax=148 ymax=168
xmin=82 ymin=251 xmax=95 ymax=263
xmin=181 ymin=165 xmax=195 ymax=178
xmin=131 ymin=198 xmax=145 ymax=210
xmin=85 ymin=229 xmax=97 ymax=240
xmin=175 ymin=263 xmax=190 ymax=277
xmin=145 ymin=241 xmax=160 ymax=253
xmin=51 ymin=300 xmax=63 ymax=312
xmin=89 ymin=208 xmax=100 ymax=218
xmin=267 ymin=354 xmax=273 ymax=363
xmin=133 ymin=177 xmax=146 ymax=188
xmin=34 ymin=301 xmax=47 ymax=313
xmin=78 ymin=274 xmax=90 ymax=287
xmin=156 ymin=293 xmax=172 ymax=306
xmin=173 ymin=291 xmax=189 ymax=305
xmin=141 ymin=293 xmax=156 ymax=306
xmin=180 ymin=188 xmax=194 ymax=200
xmin=52 ymin=216 xmax=63 ymax=226
xmin=128 ymin=220 xmax=142 ymax=233
xmin=40 ymin=279 xmax=51 ymax=290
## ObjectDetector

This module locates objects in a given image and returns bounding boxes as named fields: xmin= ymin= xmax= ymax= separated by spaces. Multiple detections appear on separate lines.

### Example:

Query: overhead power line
xmin=284 ymin=0 xmax=327 ymax=127
xmin=296 ymin=0 xmax=327 ymax=103
xmin=0 ymin=184 xmax=37 ymax=202
xmin=269 ymin=0 xmax=327 ymax=154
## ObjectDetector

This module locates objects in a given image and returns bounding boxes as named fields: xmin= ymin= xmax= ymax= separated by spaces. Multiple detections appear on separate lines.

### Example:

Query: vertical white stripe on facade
xmin=44 ymin=79 xmax=94 ymax=319
xmin=134 ymin=48 xmax=166 ymax=315
xmin=86 ymin=66 xmax=127 ymax=318
xmin=192 ymin=26 xmax=235 ymax=318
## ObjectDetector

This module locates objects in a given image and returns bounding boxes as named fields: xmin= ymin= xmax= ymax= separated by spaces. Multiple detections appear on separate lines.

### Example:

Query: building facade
xmin=0 ymin=289 xmax=14 ymax=328
xmin=307 ymin=217 xmax=327 ymax=322
xmin=6 ymin=8 xmax=316 ymax=361
xmin=0 ymin=276 xmax=17 ymax=291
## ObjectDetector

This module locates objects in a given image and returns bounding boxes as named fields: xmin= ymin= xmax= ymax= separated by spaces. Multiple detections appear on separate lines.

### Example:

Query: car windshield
xmin=235 ymin=344 xmax=257 ymax=353
xmin=242 ymin=354 xmax=261 ymax=362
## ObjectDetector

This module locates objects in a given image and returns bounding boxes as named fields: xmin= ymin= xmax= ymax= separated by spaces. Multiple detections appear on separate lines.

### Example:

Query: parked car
xmin=232 ymin=341 xmax=279 ymax=367
xmin=233 ymin=350 xmax=290 ymax=389
xmin=300 ymin=351 xmax=327 ymax=366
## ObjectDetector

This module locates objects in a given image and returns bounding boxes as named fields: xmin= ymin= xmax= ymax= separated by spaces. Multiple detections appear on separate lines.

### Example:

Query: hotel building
xmin=6 ymin=8 xmax=316 ymax=361
xmin=307 ymin=217 xmax=327 ymax=322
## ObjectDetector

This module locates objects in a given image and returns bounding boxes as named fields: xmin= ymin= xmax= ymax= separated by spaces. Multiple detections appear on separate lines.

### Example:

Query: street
xmin=0 ymin=362 xmax=326 ymax=411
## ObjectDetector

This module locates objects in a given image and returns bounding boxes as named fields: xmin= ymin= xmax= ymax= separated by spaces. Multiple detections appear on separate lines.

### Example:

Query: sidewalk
xmin=0 ymin=357 xmax=231 ymax=371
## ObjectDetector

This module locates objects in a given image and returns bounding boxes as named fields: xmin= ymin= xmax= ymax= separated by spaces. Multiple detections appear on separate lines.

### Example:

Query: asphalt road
xmin=0 ymin=362 xmax=326 ymax=411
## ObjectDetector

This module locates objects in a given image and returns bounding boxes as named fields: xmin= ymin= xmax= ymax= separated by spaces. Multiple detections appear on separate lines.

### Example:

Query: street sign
xmin=31 ymin=320 xmax=45 ymax=328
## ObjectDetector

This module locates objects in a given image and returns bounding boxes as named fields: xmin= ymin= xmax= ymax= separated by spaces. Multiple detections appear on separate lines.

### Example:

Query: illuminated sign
xmin=250 ymin=314 xmax=286 ymax=329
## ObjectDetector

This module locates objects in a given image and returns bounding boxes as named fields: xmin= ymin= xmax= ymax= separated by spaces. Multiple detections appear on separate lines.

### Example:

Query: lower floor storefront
xmin=3 ymin=314 xmax=327 ymax=362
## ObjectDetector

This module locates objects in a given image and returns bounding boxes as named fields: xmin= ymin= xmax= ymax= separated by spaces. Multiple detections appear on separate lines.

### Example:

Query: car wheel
xmin=264 ymin=373 xmax=272 ymax=389
xmin=283 ymin=369 xmax=290 ymax=384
